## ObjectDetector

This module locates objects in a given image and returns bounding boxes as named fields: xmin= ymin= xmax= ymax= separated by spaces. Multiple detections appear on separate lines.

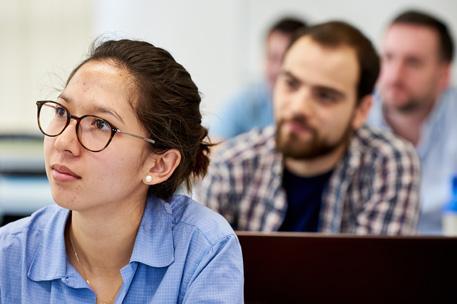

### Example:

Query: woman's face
xmin=44 ymin=60 xmax=153 ymax=212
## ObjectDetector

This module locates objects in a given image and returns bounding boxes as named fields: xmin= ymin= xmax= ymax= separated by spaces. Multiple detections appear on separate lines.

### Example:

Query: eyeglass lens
xmin=38 ymin=101 xmax=114 ymax=151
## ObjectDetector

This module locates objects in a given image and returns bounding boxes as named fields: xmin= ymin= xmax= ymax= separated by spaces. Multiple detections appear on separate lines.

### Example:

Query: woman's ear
xmin=352 ymin=95 xmax=373 ymax=129
xmin=142 ymin=149 xmax=181 ymax=185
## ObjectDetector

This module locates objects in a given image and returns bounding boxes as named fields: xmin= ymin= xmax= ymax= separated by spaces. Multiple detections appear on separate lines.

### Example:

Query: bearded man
xmin=196 ymin=21 xmax=420 ymax=235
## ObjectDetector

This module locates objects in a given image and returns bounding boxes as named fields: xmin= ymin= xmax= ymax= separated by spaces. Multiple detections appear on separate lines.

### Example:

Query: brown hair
xmin=287 ymin=21 xmax=380 ymax=103
xmin=67 ymin=39 xmax=211 ymax=200
xmin=267 ymin=16 xmax=307 ymax=38
xmin=391 ymin=9 xmax=454 ymax=63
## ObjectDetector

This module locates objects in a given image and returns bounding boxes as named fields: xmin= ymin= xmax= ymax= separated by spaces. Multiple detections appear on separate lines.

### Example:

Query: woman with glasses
xmin=0 ymin=39 xmax=243 ymax=303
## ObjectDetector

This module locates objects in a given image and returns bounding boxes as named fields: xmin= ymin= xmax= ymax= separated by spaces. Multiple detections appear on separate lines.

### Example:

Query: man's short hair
xmin=287 ymin=21 xmax=380 ymax=103
xmin=391 ymin=10 xmax=454 ymax=63
xmin=268 ymin=17 xmax=307 ymax=37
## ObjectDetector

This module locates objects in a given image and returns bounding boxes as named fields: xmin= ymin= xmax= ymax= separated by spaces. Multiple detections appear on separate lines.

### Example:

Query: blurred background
xmin=1 ymin=0 xmax=456 ymax=224
xmin=1 ymin=0 xmax=456 ymax=133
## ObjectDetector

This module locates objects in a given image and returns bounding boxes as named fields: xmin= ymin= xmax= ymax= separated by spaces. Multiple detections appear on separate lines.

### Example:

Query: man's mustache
xmin=385 ymin=81 xmax=407 ymax=91
xmin=279 ymin=116 xmax=314 ymax=131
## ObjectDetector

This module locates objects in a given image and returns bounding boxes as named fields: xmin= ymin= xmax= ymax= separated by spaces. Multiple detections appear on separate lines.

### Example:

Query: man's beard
xmin=394 ymin=100 xmax=423 ymax=113
xmin=275 ymin=115 xmax=353 ymax=160
xmin=381 ymin=82 xmax=433 ymax=114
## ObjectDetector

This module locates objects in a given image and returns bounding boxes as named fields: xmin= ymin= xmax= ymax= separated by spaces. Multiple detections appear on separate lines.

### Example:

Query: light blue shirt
xmin=0 ymin=193 xmax=244 ymax=303
xmin=211 ymin=81 xmax=274 ymax=139
xmin=368 ymin=87 xmax=457 ymax=234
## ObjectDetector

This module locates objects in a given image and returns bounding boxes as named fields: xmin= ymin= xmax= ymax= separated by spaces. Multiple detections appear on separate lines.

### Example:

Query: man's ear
xmin=352 ymin=95 xmax=373 ymax=129
xmin=438 ymin=63 xmax=451 ymax=91
xmin=142 ymin=149 xmax=181 ymax=185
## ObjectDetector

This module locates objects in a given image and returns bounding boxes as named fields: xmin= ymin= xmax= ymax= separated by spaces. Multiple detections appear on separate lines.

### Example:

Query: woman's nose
xmin=53 ymin=120 xmax=81 ymax=155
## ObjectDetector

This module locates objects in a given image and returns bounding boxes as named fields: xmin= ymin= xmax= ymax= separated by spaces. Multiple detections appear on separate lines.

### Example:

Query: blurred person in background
xmin=196 ymin=21 xmax=420 ymax=235
xmin=211 ymin=16 xmax=307 ymax=139
xmin=368 ymin=10 xmax=457 ymax=234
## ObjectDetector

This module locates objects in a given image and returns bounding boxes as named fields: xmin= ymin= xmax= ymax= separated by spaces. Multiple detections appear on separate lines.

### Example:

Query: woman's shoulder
xmin=0 ymin=205 xmax=69 ymax=300
xmin=0 ymin=205 xmax=65 ymax=253
xmin=169 ymin=195 xmax=236 ymax=246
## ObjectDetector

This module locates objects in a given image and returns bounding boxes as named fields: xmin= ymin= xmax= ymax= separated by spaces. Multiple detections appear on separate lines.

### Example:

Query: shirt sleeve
xmin=193 ymin=162 xmax=238 ymax=228
xmin=182 ymin=234 xmax=244 ymax=304
xmin=354 ymin=143 xmax=421 ymax=235
xmin=210 ymin=97 xmax=245 ymax=140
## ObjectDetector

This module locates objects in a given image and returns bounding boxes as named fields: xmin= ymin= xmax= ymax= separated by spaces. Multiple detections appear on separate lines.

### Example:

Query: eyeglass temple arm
xmin=116 ymin=129 xmax=156 ymax=144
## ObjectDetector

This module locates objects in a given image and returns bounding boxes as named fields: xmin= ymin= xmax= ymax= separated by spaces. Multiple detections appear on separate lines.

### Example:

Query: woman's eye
xmin=92 ymin=118 xmax=111 ymax=131
xmin=55 ymin=106 xmax=67 ymax=117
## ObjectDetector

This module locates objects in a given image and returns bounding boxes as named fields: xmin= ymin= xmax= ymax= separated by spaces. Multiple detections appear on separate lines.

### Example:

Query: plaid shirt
xmin=195 ymin=125 xmax=420 ymax=235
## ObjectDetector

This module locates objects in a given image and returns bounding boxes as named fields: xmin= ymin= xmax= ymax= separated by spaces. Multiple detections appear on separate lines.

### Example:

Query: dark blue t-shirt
xmin=278 ymin=167 xmax=333 ymax=232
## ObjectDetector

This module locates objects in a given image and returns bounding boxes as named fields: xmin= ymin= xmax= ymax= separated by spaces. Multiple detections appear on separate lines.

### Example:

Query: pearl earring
xmin=144 ymin=175 xmax=153 ymax=184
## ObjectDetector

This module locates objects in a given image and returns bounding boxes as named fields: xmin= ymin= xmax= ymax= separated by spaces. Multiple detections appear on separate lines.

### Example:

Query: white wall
xmin=92 ymin=0 xmax=250 ymax=134
xmin=93 ymin=0 xmax=457 ymax=135
xmin=0 ymin=0 xmax=93 ymax=133
xmin=245 ymin=0 xmax=457 ymax=81
xmin=2 ymin=0 xmax=457 ymax=133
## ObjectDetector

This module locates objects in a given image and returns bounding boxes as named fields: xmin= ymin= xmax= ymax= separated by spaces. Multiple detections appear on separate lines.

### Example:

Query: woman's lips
xmin=51 ymin=164 xmax=81 ymax=181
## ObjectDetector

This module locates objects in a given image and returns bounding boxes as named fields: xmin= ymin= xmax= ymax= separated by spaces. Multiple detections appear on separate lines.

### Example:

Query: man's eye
xmin=406 ymin=58 xmax=422 ymax=68
xmin=382 ymin=53 xmax=393 ymax=62
xmin=315 ymin=90 xmax=338 ymax=103
xmin=285 ymin=78 xmax=299 ymax=90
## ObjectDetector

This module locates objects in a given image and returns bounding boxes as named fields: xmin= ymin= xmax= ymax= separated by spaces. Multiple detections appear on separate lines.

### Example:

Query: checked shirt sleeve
xmin=193 ymin=161 xmax=239 ymax=229
xmin=354 ymin=141 xmax=421 ymax=235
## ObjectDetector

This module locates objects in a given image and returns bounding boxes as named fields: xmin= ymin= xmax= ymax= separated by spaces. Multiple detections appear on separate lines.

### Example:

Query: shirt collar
xmin=415 ymin=90 xmax=449 ymax=157
xmin=28 ymin=207 xmax=70 ymax=282
xmin=316 ymin=127 xmax=364 ymax=233
xmin=129 ymin=193 xmax=175 ymax=267
xmin=27 ymin=193 xmax=175 ymax=282
xmin=374 ymin=88 xmax=450 ymax=142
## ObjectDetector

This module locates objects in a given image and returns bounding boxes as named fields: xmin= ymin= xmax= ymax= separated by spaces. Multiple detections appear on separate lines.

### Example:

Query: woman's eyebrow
xmin=90 ymin=104 xmax=125 ymax=124
xmin=58 ymin=93 xmax=125 ymax=124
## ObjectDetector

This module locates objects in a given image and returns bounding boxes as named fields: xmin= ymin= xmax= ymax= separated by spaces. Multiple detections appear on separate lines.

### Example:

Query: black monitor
xmin=237 ymin=231 xmax=457 ymax=304
xmin=0 ymin=133 xmax=51 ymax=226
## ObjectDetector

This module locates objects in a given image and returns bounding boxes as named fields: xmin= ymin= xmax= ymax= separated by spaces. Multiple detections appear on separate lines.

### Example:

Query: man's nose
xmin=288 ymin=88 xmax=314 ymax=117
xmin=383 ymin=60 xmax=405 ymax=83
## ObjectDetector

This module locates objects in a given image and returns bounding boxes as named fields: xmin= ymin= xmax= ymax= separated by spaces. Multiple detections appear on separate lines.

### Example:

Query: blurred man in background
xmin=368 ymin=10 xmax=457 ymax=234
xmin=196 ymin=21 xmax=420 ymax=235
xmin=211 ymin=16 xmax=307 ymax=139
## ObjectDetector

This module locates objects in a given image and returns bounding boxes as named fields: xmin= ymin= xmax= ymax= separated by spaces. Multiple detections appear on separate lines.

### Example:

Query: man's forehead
xmin=284 ymin=37 xmax=358 ymax=73
xmin=283 ymin=37 xmax=359 ymax=93
xmin=383 ymin=24 xmax=440 ymax=55
xmin=287 ymin=36 xmax=356 ymax=59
